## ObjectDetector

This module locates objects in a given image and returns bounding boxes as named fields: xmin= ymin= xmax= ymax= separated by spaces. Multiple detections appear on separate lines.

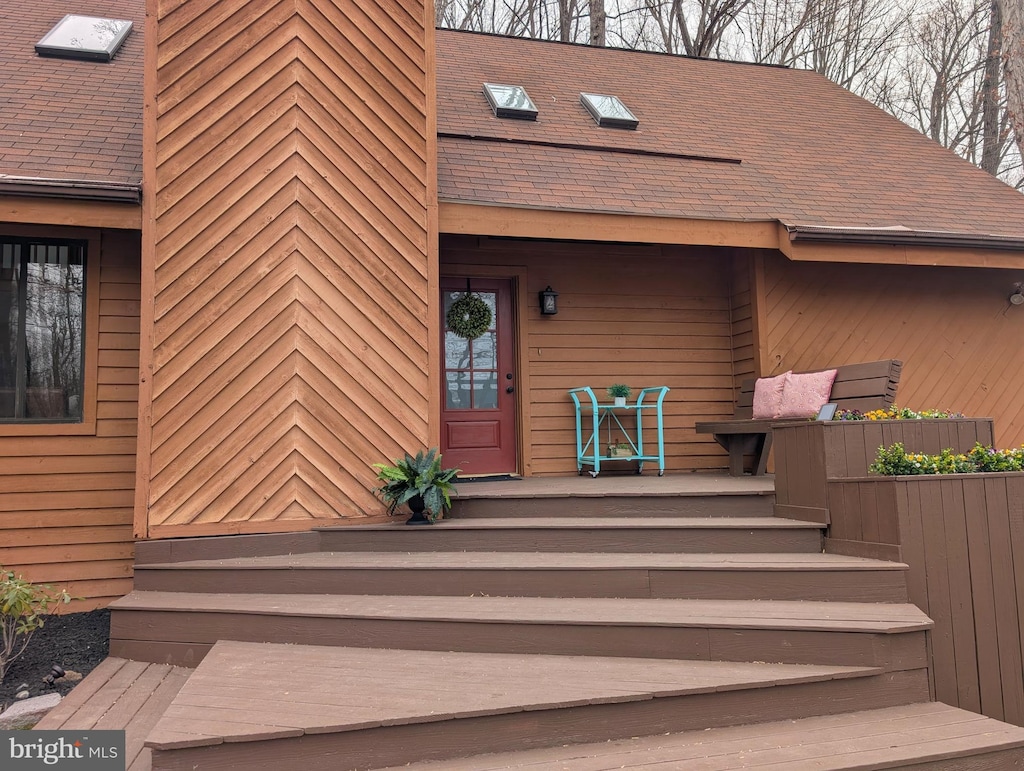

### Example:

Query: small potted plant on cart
xmin=608 ymin=440 xmax=633 ymax=458
xmin=607 ymin=384 xmax=631 ymax=408
xmin=373 ymin=448 xmax=459 ymax=525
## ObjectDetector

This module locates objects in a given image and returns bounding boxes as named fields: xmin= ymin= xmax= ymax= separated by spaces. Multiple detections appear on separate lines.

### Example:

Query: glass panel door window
xmin=443 ymin=290 xmax=498 ymax=410
xmin=0 ymin=238 xmax=86 ymax=421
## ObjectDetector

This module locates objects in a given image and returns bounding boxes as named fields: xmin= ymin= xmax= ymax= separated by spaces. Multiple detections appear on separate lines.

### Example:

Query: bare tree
xmin=981 ymin=0 xmax=1004 ymax=173
xmin=1003 ymin=0 xmax=1024 ymax=165
xmin=590 ymin=0 xmax=607 ymax=44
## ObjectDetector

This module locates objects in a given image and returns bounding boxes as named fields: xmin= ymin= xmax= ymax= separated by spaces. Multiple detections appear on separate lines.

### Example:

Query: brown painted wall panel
xmin=763 ymin=254 xmax=1024 ymax=446
xmin=140 ymin=0 xmax=433 ymax=536
xmin=823 ymin=473 xmax=1024 ymax=725
xmin=0 ymin=227 xmax=141 ymax=608
xmin=441 ymin=237 xmax=736 ymax=474
xmin=775 ymin=419 xmax=995 ymax=525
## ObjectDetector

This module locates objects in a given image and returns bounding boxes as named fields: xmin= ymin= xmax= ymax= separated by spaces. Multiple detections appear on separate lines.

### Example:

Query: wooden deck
xmin=383 ymin=702 xmax=1024 ymax=770
xmin=127 ymin=549 xmax=911 ymax=604
xmin=450 ymin=472 xmax=776 ymax=518
xmin=452 ymin=472 xmax=776 ymax=497
xmin=110 ymin=591 xmax=932 ymax=668
xmin=34 ymin=657 xmax=190 ymax=771
xmin=44 ymin=475 xmax=1024 ymax=768
xmin=142 ymin=640 xmax=929 ymax=770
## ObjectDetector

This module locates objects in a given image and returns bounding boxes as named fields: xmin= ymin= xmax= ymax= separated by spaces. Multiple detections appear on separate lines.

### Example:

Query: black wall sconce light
xmin=539 ymin=286 xmax=559 ymax=315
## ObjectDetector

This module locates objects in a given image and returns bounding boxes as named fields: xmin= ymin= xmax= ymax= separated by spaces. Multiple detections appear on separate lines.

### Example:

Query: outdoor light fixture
xmin=43 ymin=665 xmax=65 ymax=687
xmin=539 ymin=286 xmax=559 ymax=315
xmin=1011 ymin=285 xmax=1024 ymax=306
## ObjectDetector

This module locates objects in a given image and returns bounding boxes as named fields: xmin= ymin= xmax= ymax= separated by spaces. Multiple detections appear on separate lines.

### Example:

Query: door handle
xmin=506 ymin=386 xmax=514 ymax=393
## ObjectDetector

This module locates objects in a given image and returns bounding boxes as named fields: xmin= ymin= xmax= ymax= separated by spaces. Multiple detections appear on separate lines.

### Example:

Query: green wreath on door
xmin=446 ymin=293 xmax=492 ymax=340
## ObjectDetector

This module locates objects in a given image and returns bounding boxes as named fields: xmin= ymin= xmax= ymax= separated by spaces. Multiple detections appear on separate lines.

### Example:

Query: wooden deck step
xmin=109 ymin=591 xmax=932 ymax=667
xmin=315 ymin=517 xmax=823 ymax=553
xmin=380 ymin=702 xmax=1024 ymax=770
xmin=451 ymin=491 xmax=776 ymax=519
xmin=34 ymin=657 xmax=191 ymax=771
xmin=144 ymin=640 xmax=929 ymax=771
xmin=131 ymin=551 xmax=909 ymax=602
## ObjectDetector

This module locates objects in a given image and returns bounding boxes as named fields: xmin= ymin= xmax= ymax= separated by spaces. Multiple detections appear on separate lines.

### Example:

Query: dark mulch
xmin=0 ymin=609 xmax=110 ymax=707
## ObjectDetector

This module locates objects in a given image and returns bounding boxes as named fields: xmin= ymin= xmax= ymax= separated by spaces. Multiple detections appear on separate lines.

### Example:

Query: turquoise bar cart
xmin=567 ymin=386 xmax=669 ymax=477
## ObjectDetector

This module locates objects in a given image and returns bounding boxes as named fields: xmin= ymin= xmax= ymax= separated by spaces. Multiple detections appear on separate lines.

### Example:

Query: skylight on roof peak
xmin=36 ymin=15 xmax=133 ymax=62
xmin=483 ymin=83 xmax=538 ymax=121
xmin=580 ymin=92 xmax=638 ymax=129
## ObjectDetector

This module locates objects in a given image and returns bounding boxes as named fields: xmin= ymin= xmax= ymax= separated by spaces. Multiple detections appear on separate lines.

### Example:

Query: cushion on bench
xmin=775 ymin=369 xmax=838 ymax=419
xmin=752 ymin=371 xmax=789 ymax=419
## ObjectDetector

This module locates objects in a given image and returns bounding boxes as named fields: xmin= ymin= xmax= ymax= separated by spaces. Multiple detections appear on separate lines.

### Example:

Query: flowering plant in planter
xmin=836 ymin=406 xmax=965 ymax=421
xmin=869 ymin=442 xmax=1024 ymax=475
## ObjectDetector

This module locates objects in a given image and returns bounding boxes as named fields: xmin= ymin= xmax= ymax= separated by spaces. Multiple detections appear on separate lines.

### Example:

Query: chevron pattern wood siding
xmin=139 ymin=0 xmax=433 ymax=537
xmin=762 ymin=254 xmax=1024 ymax=447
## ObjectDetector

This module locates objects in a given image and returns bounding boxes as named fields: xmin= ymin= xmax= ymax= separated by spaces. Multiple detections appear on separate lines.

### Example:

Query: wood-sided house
xmin=4 ymin=0 xmax=1024 ymax=605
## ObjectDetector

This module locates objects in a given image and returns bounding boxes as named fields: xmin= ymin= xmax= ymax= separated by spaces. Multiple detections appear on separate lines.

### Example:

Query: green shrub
xmin=0 ymin=569 xmax=73 ymax=684
xmin=870 ymin=442 xmax=1024 ymax=476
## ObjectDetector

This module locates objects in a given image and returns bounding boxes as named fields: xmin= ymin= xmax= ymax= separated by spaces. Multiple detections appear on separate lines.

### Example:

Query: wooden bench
xmin=695 ymin=359 xmax=902 ymax=476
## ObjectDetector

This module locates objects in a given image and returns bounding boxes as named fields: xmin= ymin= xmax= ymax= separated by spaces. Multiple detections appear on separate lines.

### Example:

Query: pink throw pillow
xmin=752 ymin=372 xmax=790 ymax=420
xmin=776 ymin=369 xmax=838 ymax=419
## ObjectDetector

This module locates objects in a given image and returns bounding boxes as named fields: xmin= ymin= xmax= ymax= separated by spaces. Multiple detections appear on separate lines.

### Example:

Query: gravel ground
xmin=0 ymin=609 xmax=110 ymax=708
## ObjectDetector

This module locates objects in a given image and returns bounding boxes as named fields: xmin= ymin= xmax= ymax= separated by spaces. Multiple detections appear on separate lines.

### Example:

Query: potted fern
xmin=372 ymin=448 xmax=460 ymax=525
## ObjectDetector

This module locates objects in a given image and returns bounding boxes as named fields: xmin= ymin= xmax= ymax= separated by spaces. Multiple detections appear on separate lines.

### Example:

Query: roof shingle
xmin=0 ymin=0 xmax=143 ymax=186
xmin=436 ymin=30 xmax=1024 ymax=238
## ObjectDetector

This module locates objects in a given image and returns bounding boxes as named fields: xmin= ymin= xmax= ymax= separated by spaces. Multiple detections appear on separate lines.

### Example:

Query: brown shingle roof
xmin=0 ymin=0 xmax=143 ymax=187
xmin=436 ymin=30 xmax=1024 ymax=238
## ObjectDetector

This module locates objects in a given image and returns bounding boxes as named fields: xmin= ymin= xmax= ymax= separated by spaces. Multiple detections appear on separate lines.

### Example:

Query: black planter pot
xmin=405 ymin=494 xmax=433 ymax=526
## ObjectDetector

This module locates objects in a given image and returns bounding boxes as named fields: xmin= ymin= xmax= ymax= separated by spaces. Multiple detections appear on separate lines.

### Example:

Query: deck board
xmin=34 ymin=657 xmax=128 ymax=729
xmin=112 ymin=591 xmax=932 ymax=632
xmin=139 ymin=551 xmax=906 ymax=571
xmin=447 ymin=474 xmax=775 ymax=499
xmin=34 ymin=657 xmax=191 ymax=771
xmin=382 ymin=703 xmax=1024 ymax=769
xmin=321 ymin=516 xmax=814 ymax=530
xmin=145 ymin=641 xmax=880 ymax=750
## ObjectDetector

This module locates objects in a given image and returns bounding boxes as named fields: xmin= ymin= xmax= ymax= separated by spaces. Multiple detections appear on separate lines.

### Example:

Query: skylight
xmin=580 ymin=93 xmax=639 ymax=129
xmin=483 ymin=83 xmax=538 ymax=121
xmin=36 ymin=15 xmax=133 ymax=62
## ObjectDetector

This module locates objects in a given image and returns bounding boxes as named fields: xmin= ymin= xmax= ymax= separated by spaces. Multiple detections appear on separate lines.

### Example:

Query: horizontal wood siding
xmin=0 ymin=228 xmax=140 ymax=608
xmin=441 ymin=237 xmax=736 ymax=474
xmin=763 ymin=254 xmax=1024 ymax=446
xmin=730 ymin=252 xmax=755 ymax=397
xmin=140 ymin=0 xmax=432 ymax=535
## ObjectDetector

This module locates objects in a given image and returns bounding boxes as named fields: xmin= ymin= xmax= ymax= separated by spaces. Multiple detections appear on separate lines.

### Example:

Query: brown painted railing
xmin=773 ymin=419 xmax=994 ymax=524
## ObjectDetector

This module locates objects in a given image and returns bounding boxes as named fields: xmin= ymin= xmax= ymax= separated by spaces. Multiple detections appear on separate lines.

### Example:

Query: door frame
xmin=437 ymin=265 xmax=531 ymax=476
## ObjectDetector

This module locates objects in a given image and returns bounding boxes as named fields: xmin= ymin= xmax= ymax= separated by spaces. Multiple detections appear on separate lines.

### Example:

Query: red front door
xmin=440 ymin=277 xmax=517 ymax=475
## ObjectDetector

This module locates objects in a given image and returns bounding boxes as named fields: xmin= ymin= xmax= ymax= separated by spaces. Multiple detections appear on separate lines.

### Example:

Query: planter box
xmin=773 ymin=418 xmax=994 ymax=525
xmin=824 ymin=472 xmax=1024 ymax=724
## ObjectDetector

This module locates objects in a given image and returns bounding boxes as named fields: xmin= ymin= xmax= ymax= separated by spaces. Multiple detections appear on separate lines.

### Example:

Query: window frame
xmin=0 ymin=227 xmax=99 ymax=436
